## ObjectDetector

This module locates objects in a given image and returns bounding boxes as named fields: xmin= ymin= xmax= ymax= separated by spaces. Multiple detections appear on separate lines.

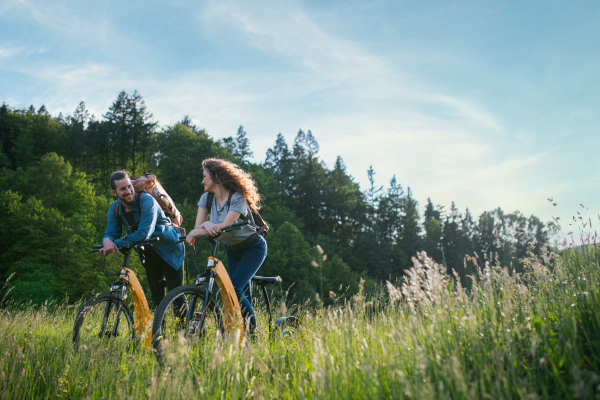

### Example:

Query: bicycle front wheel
xmin=72 ymin=293 xmax=135 ymax=350
xmin=152 ymin=285 xmax=224 ymax=362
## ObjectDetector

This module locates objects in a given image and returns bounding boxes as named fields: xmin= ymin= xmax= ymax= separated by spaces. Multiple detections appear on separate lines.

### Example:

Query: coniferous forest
xmin=0 ymin=91 xmax=550 ymax=307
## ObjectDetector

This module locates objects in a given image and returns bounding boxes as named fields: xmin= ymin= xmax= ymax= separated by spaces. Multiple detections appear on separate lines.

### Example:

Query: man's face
xmin=112 ymin=177 xmax=135 ymax=205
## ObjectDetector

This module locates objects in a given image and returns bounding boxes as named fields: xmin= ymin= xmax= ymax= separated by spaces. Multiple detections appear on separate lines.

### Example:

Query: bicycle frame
xmin=191 ymin=239 xmax=245 ymax=342
xmin=113 ymin=266 xmax=152 ymax=346
xmin=91 ymin=242 xmax=153 ymax=347
xmin=181 ymin=220 xmax=296 ymax=344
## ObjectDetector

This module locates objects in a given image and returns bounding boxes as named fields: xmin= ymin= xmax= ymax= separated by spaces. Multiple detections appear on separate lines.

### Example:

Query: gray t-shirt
xmin=198 ymin=192 xmax=257 ymax=246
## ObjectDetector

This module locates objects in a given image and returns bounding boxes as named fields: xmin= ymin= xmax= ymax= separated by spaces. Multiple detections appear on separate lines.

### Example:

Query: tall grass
xmin=1 ymin=244 xmax=599 ymax=399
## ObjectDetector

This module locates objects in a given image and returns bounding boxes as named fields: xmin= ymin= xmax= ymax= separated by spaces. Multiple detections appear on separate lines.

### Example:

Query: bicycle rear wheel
xmin=152 ymin=285 xmax=224 ymax=363
xmin=72 ymin=293 xmax=135 ymax=350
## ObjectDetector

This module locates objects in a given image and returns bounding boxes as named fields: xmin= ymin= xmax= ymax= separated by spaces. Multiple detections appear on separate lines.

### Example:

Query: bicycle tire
xmin=152 ymin=285 xmax=224 ymax=363
xmin=72 ymin=293 xmax=135 ymax=350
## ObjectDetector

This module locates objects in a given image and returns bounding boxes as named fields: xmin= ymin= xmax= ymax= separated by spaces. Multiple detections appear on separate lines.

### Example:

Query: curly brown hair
xmin=202 ymin=158 xmax=261 ymax=211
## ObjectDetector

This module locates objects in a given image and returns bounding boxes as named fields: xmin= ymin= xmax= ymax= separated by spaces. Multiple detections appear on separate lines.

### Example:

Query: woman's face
xmin=202 ymin=168 xmax=217 ymax=192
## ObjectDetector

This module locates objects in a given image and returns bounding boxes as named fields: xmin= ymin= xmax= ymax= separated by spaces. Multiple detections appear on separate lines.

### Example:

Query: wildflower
xmin=316 ymin=244 xmax=324 ymax=255
xmin=311 ymin=260 xmax=319 ymax=268
xmin=401 ymin=252 xmax=449 ymax=308
xmin=211 ymin=351 xmax=224 ymax=366
xmin=386 ymin=281 xmax=402 ymax=302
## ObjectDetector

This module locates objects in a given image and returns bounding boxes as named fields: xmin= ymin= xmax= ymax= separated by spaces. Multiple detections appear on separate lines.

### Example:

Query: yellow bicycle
xmin=72 ymin=238 xmax=157 ymax=350
xmin=151 ymin=221 xmax=298 ymax=362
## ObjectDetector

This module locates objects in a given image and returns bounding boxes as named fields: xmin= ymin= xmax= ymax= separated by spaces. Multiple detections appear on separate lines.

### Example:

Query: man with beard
xmin=100 ymin=170 xmax=185 ymax=311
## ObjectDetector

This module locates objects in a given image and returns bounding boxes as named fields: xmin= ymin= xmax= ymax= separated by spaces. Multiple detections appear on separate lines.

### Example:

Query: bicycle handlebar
xmin=89 ymin=237 xmax=160 ymax=253
xmin=178 ymin=220 xmax=250 ymax=244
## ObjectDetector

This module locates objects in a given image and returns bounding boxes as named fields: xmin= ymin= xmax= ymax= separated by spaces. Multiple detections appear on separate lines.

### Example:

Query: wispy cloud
xmin=0 ymin=46 xmax=22 ymax=57
xmin=202 ymin=1 xmax=386 ymax=70
xmin=2 ymin=0 xmax=595 ymax=222
xmin=199 ymin=0 xmax=503 ymax=133
xmin=18 ymin=1 xmax=110 ymax=38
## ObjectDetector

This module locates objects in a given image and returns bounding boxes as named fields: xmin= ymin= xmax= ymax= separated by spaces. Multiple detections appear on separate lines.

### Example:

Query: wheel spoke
xmin=73 ymin=294 xmax=134 ymax=350
xmin=110 ymin=303 xmax=123 ymax=338
xmin=152 ymin=285 xmax=224 ymax=363
xmin=99 ymin=301 xmax=112 ymax=339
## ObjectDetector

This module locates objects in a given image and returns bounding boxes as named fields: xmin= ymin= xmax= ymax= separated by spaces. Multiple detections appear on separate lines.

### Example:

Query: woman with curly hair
xmin=186 ymin=158 xmax=266 ymax=335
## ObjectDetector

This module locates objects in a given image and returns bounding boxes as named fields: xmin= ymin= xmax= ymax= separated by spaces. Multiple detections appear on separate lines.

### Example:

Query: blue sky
xmin=1 ymin=0 xmax=598 ymax=242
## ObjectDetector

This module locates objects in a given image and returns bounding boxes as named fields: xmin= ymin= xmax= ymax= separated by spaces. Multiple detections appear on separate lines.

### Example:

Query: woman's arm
xmin=194 ymin=206 xmax=208 ymax=229
xmin=186 ymin=210 xmax=241 ymax=245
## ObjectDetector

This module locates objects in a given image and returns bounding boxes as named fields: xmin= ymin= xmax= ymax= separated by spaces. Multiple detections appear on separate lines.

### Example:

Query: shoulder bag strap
xmin=206 ymin=192 xmax=214 ymax=214
xmin=115 ymin=200 xmax=124 ymax=225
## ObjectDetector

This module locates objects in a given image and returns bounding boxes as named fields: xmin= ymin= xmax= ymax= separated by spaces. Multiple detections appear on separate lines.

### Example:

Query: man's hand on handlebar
xmin=99 ymin=238 xmax=119 ymax=255
xmin=186 ymin=227 xmax=211 ymax=246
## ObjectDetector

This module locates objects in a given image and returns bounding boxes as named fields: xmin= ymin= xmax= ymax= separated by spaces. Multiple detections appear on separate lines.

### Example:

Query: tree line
xmin=0 ymin=91 xmax=550 ymax=306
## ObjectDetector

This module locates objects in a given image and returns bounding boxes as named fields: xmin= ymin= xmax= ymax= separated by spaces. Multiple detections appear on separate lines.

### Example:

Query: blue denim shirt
xmin=103 ymin=193 xmax=185 ymax=270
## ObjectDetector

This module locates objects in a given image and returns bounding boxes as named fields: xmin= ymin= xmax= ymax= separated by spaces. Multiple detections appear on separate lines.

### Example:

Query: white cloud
xmin=4 ymin=0 xmax=593 ymax=224
xmin=2 ymin=0 xmax=119 ymax=50
xmin=0 ymin=46 xmax=23 ymax=57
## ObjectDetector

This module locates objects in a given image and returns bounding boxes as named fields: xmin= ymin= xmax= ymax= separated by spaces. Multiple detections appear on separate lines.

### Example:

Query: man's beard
xmin=118 ymin=193 xmax=136 ymax=207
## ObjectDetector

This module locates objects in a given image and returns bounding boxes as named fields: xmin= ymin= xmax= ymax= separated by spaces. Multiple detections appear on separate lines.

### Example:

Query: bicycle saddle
xmin=251 ymin=276 xmax=281 ymax=286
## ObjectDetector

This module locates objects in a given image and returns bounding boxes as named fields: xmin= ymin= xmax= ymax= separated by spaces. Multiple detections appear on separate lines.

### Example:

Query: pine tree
xmin=72 ymin=101 xmax=90 ymax=173
xmin=224 ymin=125 xmax=254 ymax=165
xmin=103 ymin=91 xmax=130 ymax=171
xmin=180 ymin=115 xmax=199 ymax=132
xmin=290 ymin=129 xmax=327 ymax=234
xmin=265 ymin=133 xmax=292 ymax=195
xmin=399 ymin=187 xmax=422 ymax=261
xmin=103 ymin=91 xmax=156 ymax=177
xmin=128 ymin=91 xmax=157 ymax=177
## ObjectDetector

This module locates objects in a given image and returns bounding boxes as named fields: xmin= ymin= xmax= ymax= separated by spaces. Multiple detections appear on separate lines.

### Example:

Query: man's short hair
xmin=109 ymin=170 xmax=130 ymax=190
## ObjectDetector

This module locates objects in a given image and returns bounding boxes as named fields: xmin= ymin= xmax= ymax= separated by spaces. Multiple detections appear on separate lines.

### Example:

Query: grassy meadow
xmin=1 ymin=244 xmax=600 ymax=399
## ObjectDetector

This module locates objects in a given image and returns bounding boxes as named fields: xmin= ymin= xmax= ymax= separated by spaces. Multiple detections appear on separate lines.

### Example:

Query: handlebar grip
xmin=222 ymin=220 xmax=249 ymax=232
xmin=92 ymin=245 xmax=103 ymax=249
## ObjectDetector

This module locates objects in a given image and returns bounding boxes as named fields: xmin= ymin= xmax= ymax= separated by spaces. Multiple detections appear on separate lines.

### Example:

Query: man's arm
xmin=114 ymin=194 xmax=158 ymax=247
xmin=100 ymin=202 xmax=123 ymax=255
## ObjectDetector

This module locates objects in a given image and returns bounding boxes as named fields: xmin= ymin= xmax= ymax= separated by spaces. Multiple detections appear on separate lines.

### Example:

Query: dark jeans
xmin=144 ymin=249 xmax=185 ymax=312
xmin=226 ymin=235 xmax=267 ymax=331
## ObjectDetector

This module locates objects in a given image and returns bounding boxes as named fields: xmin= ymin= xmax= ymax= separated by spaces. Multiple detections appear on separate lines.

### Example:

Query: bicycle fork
xmin=110 ymin=267 xmax=152 ymax=346
xmin=186 ymin=270 xmax=216 ymax=335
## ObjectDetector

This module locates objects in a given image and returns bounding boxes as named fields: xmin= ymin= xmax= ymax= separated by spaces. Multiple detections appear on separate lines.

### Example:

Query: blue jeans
xmin=226 ymin=235 xmax=267 ymax=331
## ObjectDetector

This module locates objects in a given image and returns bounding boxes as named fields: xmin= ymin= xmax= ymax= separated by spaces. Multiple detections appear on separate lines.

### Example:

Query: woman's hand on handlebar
xmin=203 ymin=221 xmax=222 ymax=236
xmin=99 ymin=238 xmax=119 ymax=255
